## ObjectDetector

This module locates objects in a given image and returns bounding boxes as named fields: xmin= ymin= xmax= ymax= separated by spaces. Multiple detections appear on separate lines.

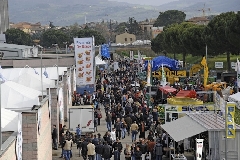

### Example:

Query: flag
xmin=237 ymin=58 xmax=240 ymax=88
xmin=161 ymin=64 xmax=167 ymax=86
xmin=43 ymin=68 xmax=48 ymax=78
xmin=201 ymin=56 xmax=208 ymax=87
xmin=33 ymin=68 xmax=39 ymax=75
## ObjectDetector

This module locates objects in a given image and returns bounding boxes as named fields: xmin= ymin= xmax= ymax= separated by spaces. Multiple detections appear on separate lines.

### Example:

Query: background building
xmin=0 ymin=0 xmax=9 ymax=34
xmin=116 ymin=32 xmax=136 ymax=44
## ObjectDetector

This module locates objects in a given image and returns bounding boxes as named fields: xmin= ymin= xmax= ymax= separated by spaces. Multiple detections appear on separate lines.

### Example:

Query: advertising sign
xmin=215 ymin=62 xmax=223 ymax=68
xmin=226 ymin=102 xmax=236 ymax=139
xmin=147 ymin=60 xmax=152 ymax=86
xmin=196 ymin=139 xmax=204 ymax=160
xmin=74 ymin=37 xmax=94 ymax=86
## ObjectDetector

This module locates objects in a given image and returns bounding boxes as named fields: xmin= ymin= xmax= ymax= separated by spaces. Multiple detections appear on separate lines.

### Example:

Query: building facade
xmin=115 ymin=32 xmax=136 ymax=44
xmin=0 ymin=0 xmax=9 ymax=34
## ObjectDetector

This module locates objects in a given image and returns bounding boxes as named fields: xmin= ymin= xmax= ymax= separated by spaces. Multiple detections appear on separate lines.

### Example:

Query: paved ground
xmin=52 ymin=105 xmax=195 ymax=160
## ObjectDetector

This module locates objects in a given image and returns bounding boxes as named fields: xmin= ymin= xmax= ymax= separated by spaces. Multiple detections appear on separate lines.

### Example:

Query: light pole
xmin=37 ymin=45 xmax=44 ymax=99
xmin=0 ymin=81 xmax=3 ymax=150
xmin=63 ymin=42 xmax=68 ymax=54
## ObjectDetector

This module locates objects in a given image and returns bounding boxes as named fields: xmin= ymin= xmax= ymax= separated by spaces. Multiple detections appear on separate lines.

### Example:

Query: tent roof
xmin=159 ymin=86 xmax=177 ymax=93
xmin=95 ymin=56 xmax=106 ymax=65
xmin=11 ymin=72 xmax=55 ymax=91
xmin=176 ymin=90 xmax=196 ymax=98
xmin=1 ymin=81 xmax=41 ymax=110
xmin=228 ymin=92 xmax=240 ymax=102
xmin=1 ymin=108 xmax=20 ymax=132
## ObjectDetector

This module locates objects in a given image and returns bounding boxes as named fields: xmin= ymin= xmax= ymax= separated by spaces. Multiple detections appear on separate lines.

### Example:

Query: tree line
xmin=151 ymin=11 xmax=240 ymax=70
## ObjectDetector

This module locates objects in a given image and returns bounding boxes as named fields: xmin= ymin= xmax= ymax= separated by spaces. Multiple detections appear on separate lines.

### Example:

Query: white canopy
xmin=1 ymin=81 xmax=41 ymax=110
xmin=11 ymin=72 xmax=55 ymax=91
xmin=95 ymin=56 xmax=106 ymax=65
xmin=1 ymin=108 xmax=20 ymax=132
xmin=228 ymin=92 xmax=240 ymax=109
xmin=34 ymin=67 xmax=68 ymax=80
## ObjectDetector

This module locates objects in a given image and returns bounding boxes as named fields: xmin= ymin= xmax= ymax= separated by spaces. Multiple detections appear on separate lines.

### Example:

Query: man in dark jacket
xmin=112 ymin=147 xmax=120 ymax=160
xmin=154 ymin=140 xmax=163 ymax=160
xmin=52 ymin=125 xmax=58 ymax=150
xmin=112 ymin=139 xmax=123 ymax=152
xmin=95 ymin=141 xmax=103 ymax=160
xmin=81 ymin=138 xmax=88 ymax=160
xmin=102 ymin=141 xmax=112 ymax=160
xmin=134 ymin=146 xmax=142 ymax=160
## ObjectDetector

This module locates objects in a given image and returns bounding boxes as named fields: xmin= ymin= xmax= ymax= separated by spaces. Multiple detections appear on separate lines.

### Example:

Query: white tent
xmin=11 ymin=72 xmax=55 ymax=91
xmin=95 ymin=56 xmax=106 ymax=65
xmin=1 ymin=108 xmax=20 ymax=132
xmin=1 ymin=81 xmax=41 ymax=110
xmin=228 ymin=92 xmax=240 ymax=109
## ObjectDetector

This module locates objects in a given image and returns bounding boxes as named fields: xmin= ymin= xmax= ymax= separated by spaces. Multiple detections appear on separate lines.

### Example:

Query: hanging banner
xmin=147 ymin=60 xmax=152 ymax=86
xmin=74 ymin=37 xmax=94 ymax=85
xmin=73 ymin=68 xmax=76 ymax=92
xmin=48 ymin=88 xmax=51 ymax=118
xmin=130 ymin=51 xmax=134 ymax=60
xmin=16 ymin=114 xmax=22 ymax=160
xmin=236 ymin=58 xmax=240 ymax=88
xmin=58 ymin=88 xmax=64 ymax=121
xmin=67 ymin=76 xmax=72 ymax=105
xmin=196 ymin=139 xmax=204 ymax=160
xmin=226 ymin=102 xmax=236 ymax=139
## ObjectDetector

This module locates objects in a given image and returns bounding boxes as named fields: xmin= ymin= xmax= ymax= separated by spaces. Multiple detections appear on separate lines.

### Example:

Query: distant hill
xmin=8 ymin=0 xmax=240 ymax=26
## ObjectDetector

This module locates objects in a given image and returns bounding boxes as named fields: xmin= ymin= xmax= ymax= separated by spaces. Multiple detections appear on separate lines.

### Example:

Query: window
xmin=125 ymin=38 xmax=127 ymax=41
xmin=130 ymin=38 xmax=133 ymax=41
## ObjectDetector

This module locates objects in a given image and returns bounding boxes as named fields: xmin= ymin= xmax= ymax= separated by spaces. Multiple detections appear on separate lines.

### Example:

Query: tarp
xmin=159 ymin=86 xmax=177 ymax=94
xmin=1 ymin=81 xmax=41 ymax=110
xmin=1 ymin=108 xmax=20 ymax=132
xmin=176 ymin=90 xmax=197 ymax=98
xmin=95 ymin=56 xmax=106 ymax=65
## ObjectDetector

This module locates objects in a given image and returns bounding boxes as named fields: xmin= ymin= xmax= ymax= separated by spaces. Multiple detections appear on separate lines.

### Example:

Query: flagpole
xmin=37 ymin=45 xmax=44 ymax=98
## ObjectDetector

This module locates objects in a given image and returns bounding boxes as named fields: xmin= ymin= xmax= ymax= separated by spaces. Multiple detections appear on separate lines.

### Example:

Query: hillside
xmin=8 ymin=0 xmax=240 ymax=26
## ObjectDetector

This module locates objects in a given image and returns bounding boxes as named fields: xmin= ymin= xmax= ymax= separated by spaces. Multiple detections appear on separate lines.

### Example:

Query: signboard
xmin=226 ymin=102 xmax=236 ymax=139
xmin=153 ymin=70 xmax=187 ymax=78
xmin=196 ymin=139 xmax=204 ymax=160
xmin=231 ymin=62 xmax=236 ymax=69
xmin=74 ymin=37 xmax=94 ymax=86
xmin=215 ymin=62 xmax=223 ymax=68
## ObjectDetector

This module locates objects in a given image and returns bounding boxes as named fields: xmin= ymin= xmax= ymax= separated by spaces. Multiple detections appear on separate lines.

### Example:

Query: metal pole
xmin=57 ymin=45 xmax=59 ymax=90
xmin=206 ymin=44 xmax=208 ymax=62
xmin=41 ymin=48 xmax=43 ymax=99
xmin=0 ymin=82 xmax=2 ymax=150
xmin=225 ymin=101 xmax=228 ymax=160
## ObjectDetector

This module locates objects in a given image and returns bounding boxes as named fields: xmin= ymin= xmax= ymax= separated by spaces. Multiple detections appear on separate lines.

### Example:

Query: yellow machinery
xmin=189 ymin=64 xmax=203 ymax=77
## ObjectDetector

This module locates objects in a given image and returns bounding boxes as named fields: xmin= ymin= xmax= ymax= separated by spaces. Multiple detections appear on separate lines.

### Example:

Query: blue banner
xmin=144 ymin=56 xmax=180 ymax=71
xmin=100 ymin=44 xmax=110 ymax=59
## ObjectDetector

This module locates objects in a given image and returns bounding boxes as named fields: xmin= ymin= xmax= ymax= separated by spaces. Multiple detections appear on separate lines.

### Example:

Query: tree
xmin=76 ymin=28 xmax=105 ymax=45
xmin=204 ymin=12 xmax=239 ymax=70
xmin=40 ymin=29 xmax=69 ymax=47
xmin=153 ymin=10 xmax=186 ymax=27
xmin=151 ymin=33 xmax=165 ymax=55
xmin=5 ymin=28 xmax=32 ymax=45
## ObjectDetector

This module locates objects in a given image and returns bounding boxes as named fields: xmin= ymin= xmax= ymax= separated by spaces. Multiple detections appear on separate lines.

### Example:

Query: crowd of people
xmin=52 ymin=58 xmax=185 ymax=160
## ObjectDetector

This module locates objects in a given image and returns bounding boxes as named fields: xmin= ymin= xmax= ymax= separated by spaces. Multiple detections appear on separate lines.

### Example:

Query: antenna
xmin=198 ymin=3 xmax=210 ymax=17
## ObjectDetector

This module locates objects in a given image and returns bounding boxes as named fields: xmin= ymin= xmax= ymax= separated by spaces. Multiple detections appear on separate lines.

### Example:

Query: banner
xmin=130 ymin=51 xmax=134 ymax=60
xmin=73 ymin=68 xmax=76 ymax=92
xmin=147 ymin=60 xmax=152 ymax=86
xmin=16 ymin=114 xmax=22 ymax=160
xmin=161 ymin=64 xmax=167 ymax=86
xmin=74 ymin=37 xmax=94 ymax=85
xmin=58 ymin=88 xmax=64 ymax=121
xmin=114 ymin=62 xmax=119 ymax=71
xmin=226 ymin=102 xmax=236 ymax=139
xmin=196 ymin=139 xmax=204 ymax=160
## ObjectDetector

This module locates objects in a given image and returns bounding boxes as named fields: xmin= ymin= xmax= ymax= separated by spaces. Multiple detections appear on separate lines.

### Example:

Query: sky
xmin=108 ymin=0 xmax=177 ymax=6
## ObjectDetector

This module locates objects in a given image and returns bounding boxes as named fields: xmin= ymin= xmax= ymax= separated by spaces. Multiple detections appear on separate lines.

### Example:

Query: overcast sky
xmin=108 ymin=0 xmax=177 ymax=6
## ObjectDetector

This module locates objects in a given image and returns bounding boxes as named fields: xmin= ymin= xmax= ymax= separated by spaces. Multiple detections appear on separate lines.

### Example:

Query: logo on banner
xmin=226 ymin=102 xmax=236 ymax=139
xmin=196 ymin=139 xmax=204 ymax=160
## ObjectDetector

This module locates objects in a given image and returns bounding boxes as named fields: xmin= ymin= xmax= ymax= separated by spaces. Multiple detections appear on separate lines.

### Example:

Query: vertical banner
xmin=16 ymin=114 xmax=22 ymax=160
xmin=236 ymin=58 xmax=240 ymax=88
xmin=73 ymin=68 xmax=76 ymax=92
xmin=196 ymin=139 xmax=204 ymax=160
xmin=161 ymin=64 xmax=167 ymax=86
xmin=226 ymin=102 xmax=236 ymax=138
xmin=147 ymin=60 xmax=152 ymax=86
xmin=67 ymin=76 xmax=72 ymax=105
xmin=74 ymin=37 xmax=94 ymax=86
xmin=58 ymin=88 xmax=64 ymax=121
xmin=130 ymin=51 xmax=133 ymax=60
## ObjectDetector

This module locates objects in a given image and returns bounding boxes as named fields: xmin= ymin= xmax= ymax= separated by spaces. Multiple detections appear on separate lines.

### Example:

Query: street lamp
xmin=36 ymin=45 xmax=44 ymax=99
xmin=63 ymin=42 xmax=68 ymax=54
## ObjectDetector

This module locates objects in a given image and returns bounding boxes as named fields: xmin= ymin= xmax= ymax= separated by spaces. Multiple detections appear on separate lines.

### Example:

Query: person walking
xmin=134 ymin=146 xmax=142 ymax=160
xmin=105 ymin=112 xmax=112 ymax=131
xmin=154 ymin=140 xmax=163 ymax=160
xmin=63 ymin=137 xmax=73 ymax=160
xmin=124 ymin=144 xmax=132 ymax=160
xmin=114 ymin=118 xmax=122 ymax=140
xmin=139 ymin=121 xmax=146 ymax=139
xmin=113 ymin=147 xmax=121 ymax=160
xmin=52 ymin=125 xmax=58 ymax=150
xmin=130 ymin=121 xmax=139 ymax=142
xmin=76 ymin=124 xmax=81 ymax=139
xmin=87 ymin=140 xmax=96 ymax=160
xmin=102 ymin=141 xmax=112 ymax=160
xmin=95 ymin=141 xmax=103 ymax=160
